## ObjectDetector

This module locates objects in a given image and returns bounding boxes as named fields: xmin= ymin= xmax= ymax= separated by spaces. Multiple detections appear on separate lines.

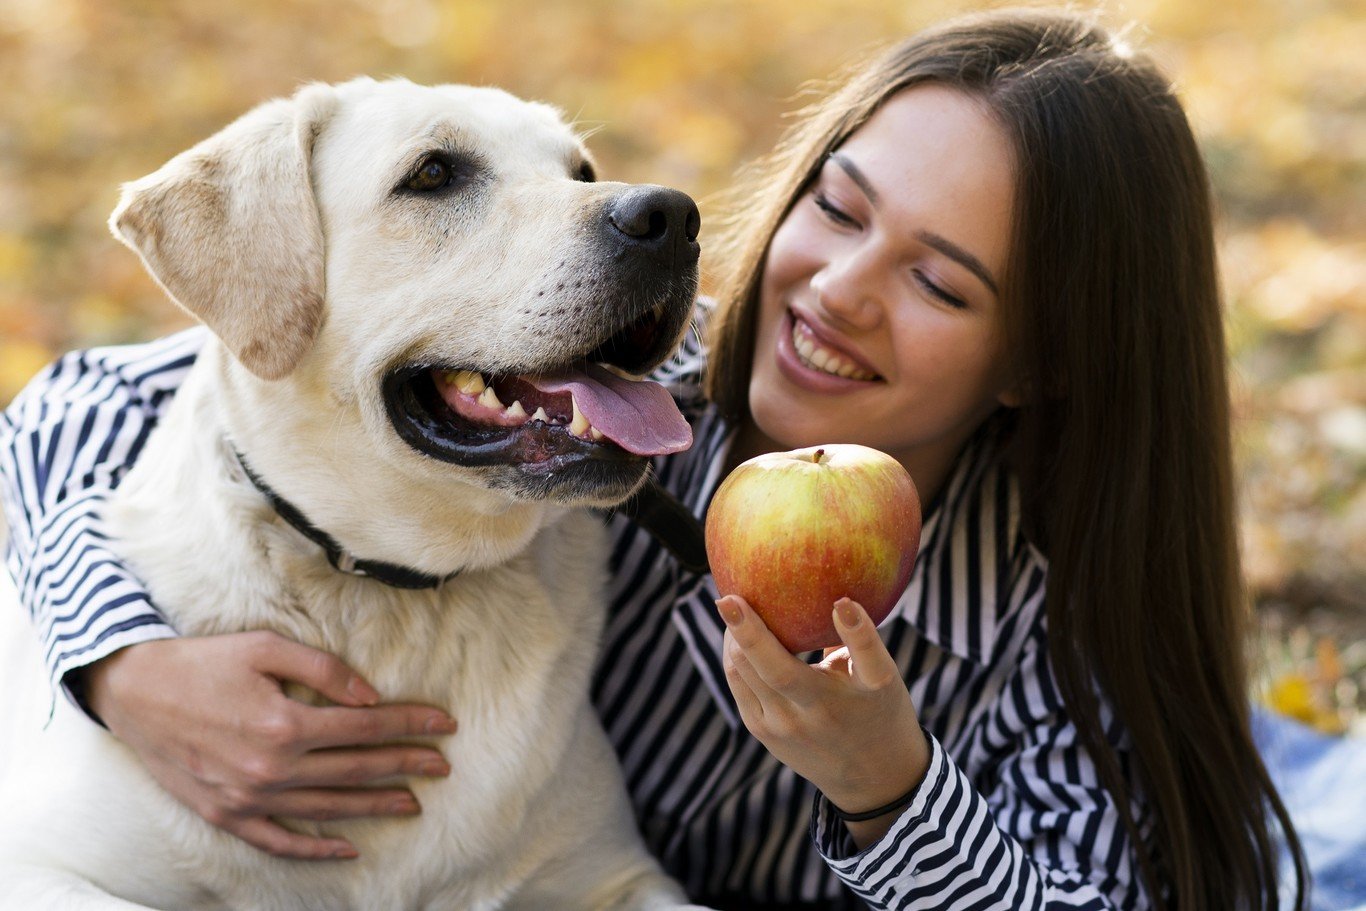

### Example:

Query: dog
xmin=0 ymin=77 xmax=712 ymax=910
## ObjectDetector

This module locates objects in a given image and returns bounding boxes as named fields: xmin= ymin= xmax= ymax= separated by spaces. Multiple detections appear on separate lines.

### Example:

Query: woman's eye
xmin=913 ymin=270 xmax=968 ymax=310
xmin=407 ymin=157 xmax=451 ymax=192
xmin=813 ymin=191 xmax=858 ymax=228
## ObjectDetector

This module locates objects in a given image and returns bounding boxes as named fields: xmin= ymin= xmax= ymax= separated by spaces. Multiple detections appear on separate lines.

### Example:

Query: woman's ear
xmin=109 ymin=83 xmax=338 ymax=381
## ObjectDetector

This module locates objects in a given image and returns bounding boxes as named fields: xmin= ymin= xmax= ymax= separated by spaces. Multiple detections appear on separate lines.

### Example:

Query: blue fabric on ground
xmin=1253 ymin=707 xmax=1366 ymax=910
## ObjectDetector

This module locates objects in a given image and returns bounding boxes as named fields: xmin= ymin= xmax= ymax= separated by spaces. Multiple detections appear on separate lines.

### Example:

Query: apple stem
xmin=813 ymin=448 xmax=825 ymax=464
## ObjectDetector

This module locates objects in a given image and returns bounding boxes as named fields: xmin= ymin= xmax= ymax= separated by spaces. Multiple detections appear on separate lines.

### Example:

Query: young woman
xmin=0 ymin=9 xmax=1307 ymax=910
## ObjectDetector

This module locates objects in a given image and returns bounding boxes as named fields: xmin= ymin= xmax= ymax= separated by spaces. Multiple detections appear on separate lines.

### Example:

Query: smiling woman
xmin=698 ymin=10 xmax=1308 ymax=909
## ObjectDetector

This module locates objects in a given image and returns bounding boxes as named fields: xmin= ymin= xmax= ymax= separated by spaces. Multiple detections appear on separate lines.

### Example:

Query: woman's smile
xmin=777 ymin=309 xmax=882 ymax=391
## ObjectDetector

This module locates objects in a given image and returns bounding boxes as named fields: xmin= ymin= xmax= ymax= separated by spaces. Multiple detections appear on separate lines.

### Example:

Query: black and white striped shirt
xmin=1 ymin=327 xmax=1151 ymax=910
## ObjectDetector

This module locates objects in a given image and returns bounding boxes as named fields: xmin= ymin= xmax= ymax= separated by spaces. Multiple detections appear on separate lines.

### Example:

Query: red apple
xmin=705 ymin=444 xmax=921 ymax=653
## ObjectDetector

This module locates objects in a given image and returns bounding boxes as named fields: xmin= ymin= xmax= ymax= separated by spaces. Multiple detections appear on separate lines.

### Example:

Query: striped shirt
xmin=1 ymin=326 xmax=1152 ymax=910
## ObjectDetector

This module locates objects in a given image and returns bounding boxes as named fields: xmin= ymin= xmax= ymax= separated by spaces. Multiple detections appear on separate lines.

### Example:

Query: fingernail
xmin=389 ymin=797 xmax=420 ymax=815
xmin=332 ymin=844 xmax=359 ymax=859
xmin=717 ymin=596 xmax=743 ymax=628
xmin=419 ymin=759 xmax=451 ymax=776
xmin=347 ymin=677 xmax=381 ymax=706
xmin=835 ymin=598 xmax=862 ymax=629
xmin=425 ymin=715 xmax=458 ymax=735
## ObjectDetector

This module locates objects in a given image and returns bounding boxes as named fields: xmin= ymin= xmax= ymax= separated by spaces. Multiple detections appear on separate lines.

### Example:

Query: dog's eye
xmin=407 ymin=157 xmax=453 ymax=192
xmin=576 ymin=161 xmax=596 ymax=183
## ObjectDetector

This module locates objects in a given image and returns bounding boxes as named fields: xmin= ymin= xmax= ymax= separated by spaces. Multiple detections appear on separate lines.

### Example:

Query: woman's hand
xmin=83 ymin=631 xmax=458 ymax=860
xmin=718 ymin=594 xmax=930 ymax=849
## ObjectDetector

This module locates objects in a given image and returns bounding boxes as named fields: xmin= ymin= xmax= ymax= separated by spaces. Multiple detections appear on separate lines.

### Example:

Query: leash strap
xmin=614 ymin=476 xmax=710 ymax=575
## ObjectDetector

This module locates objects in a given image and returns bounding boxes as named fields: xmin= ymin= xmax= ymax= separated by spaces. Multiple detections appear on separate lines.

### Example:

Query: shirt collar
xmin=882 ymin=416 xmax=1021 ymax=665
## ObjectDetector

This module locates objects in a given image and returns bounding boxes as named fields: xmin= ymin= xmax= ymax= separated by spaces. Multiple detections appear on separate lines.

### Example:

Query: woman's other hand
xmin=82 ymin=631 xmax=457 ymax=860
xmin=718 ymin=594 xmax=930 ymax=849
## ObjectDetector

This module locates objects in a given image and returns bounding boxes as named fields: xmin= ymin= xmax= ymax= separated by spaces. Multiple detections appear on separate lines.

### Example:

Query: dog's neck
xmin=230 ymin=447 xmax=461 ymax=589
xmin=111 ymin=342 xmax=563 ymax=588
xmin=103 ymin=342 xmax=606 ymax=708
xmin=212 ymin=342 xmax=562 ymax=574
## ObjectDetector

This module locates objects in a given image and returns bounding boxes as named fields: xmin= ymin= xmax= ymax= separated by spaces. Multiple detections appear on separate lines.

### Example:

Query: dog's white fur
xmin=0 ymin=78 xmax=709 ymax=910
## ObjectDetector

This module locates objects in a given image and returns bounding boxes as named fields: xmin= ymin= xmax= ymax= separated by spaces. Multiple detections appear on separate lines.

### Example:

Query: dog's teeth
xmin=569 ymin=398 xmax=591 ymax=436
xmin=477 ymin=386 xmax=504 ymax=410
xmin=454 ymin=370 xmax=486 ymax=395
xmin=506 ymin=400 xmax=527 ymax=420
xmin=531 ymin=407 xmax=550 ymax=423
xmin=588 ymin=427 xmax=604 ymax=441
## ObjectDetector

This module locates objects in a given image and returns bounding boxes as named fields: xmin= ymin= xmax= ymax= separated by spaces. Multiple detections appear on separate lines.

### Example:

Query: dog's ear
xmin=110 ymin=83 xmax=338 ymax=380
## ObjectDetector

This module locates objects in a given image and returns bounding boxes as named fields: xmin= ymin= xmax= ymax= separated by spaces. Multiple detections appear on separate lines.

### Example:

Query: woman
xmin=0 ymin=9 xmax=1307 ymax=909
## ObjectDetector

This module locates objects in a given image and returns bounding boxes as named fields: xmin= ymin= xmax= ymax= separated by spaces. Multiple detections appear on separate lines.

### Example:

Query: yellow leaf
xmin=0 ymin=338 xmax=56 ymax=407
xmin=1264 ymin=673 xmax=1317 ymax=724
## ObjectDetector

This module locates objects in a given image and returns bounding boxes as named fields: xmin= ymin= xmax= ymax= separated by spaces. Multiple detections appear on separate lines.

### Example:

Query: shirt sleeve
xmin=0 ymin=328 xmax=207 ymax=709
xmin=810 ymin=565 xmax=1152 ymax=910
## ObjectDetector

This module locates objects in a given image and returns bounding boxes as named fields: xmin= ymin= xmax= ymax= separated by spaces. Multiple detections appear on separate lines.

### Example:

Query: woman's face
xmin=747 ymin=84 xmax=1019 ymax=497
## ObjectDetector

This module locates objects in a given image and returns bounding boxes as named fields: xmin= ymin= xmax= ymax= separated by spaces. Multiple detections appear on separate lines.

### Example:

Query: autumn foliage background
xmin=1 ymin=0 xmax=1362 ymax=730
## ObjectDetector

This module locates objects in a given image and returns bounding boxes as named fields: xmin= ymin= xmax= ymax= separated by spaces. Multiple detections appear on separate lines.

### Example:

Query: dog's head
xmin=110 ymin=77 xmax=699 ymax=510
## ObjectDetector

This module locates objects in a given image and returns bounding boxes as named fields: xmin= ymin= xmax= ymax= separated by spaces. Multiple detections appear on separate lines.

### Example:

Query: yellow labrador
xmin=0 ymin=77 xmax=710 ymax=910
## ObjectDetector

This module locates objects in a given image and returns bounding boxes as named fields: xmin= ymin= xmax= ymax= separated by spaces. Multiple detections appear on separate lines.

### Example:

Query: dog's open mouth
xmin=427 ymin=363 xmax=690 ymax=454
xmin=382 ymin=300 xmax=694 ymax=492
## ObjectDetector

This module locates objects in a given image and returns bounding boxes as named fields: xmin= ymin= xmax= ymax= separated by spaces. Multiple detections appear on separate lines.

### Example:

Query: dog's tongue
xmin=532 ymin=364 xmax=691 ymax=456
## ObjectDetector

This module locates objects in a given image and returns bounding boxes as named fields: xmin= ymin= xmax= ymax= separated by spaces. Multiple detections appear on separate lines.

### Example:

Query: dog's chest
xmin=171 ymin=523 xmax=611 ymax=907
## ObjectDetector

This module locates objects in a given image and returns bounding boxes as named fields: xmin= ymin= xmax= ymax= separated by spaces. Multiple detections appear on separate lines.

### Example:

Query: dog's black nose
xmin=606 ymin=186 xmax=701 ymax=261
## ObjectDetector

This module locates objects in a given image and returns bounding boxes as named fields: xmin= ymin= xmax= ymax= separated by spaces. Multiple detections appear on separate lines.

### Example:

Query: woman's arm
xmin=0 ymin=331 xmax=458 ymax=860
xmin=809 ymin=638 xmax=1149 ymax=909
xmin=0 ymin=330 xmax=204 ymax=699
xmin=719 ymin=585 xmax=1149 ymax=910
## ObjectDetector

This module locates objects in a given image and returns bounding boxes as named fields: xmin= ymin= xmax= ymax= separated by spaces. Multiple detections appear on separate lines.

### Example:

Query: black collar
xmin=232 ymin=449 xmax=460 ymax=590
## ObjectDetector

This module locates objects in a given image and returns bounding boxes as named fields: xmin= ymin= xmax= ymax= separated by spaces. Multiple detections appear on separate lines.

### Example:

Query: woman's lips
xmin=774 ymin=309 xmax=882 ymax=393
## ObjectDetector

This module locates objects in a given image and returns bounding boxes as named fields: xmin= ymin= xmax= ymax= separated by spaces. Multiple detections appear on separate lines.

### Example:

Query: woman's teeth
xmin=791 ymin=323 xmax=876 ymax=380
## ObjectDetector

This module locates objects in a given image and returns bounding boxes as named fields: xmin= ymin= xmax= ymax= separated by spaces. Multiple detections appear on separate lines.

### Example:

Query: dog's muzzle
xmin=383 ymin=185 xmax=701 ymax=504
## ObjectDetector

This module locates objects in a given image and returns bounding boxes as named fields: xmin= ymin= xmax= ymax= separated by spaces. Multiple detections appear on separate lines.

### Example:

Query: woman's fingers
xmin=243 ymin=630 xmax=380 ymax=707
xmin=243 ymin=786 xmax=423 ymax=822
xmin=717 ymin=595 xmax=819 ymax=705
xmin=85 ymin=634 xmax=461 ymax=860
xmin=832 ymin=598 xmax=901 ymax=691
xmin=721 ymin=629 xmax=766 ymax=724
xmin=145 ymin=752 xmax=360 ymax=861
xmin=294 ymin=703 xmax=457 ymax=752
xmin=230 ymin=816 xmax=359 ymax=860
xmin=290 ymin=745 xmax=451 ymax=789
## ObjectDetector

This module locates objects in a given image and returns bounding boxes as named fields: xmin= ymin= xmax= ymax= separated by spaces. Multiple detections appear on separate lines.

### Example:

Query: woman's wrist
xmin=827 ymin=778 xmax=923 ymax=822
xmin=76 ymin=651 xmax=121 ymax=728
xmin=819 ymin=724 xmax=932 ymax=850
xmin=79 ymin=642 xmax=153 ymax=729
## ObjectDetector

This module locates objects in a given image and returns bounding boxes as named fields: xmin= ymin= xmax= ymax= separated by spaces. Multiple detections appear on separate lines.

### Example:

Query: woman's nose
xmin=810 ymin=250 xmax=884 ymax=329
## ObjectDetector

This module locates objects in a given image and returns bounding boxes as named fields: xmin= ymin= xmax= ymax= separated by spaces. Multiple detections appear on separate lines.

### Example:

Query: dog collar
xmin=231 ymin=448 xmax=460 ymax=590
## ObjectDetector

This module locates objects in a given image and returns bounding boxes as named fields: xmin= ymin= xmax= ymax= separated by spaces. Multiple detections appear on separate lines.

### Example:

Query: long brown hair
xmin=705 ymin=9 xmax=1308 ymax=909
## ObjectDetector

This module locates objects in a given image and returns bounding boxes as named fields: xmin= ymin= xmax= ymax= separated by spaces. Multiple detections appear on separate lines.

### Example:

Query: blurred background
xmin=1 ymin=0 xmax=1362 ymax=732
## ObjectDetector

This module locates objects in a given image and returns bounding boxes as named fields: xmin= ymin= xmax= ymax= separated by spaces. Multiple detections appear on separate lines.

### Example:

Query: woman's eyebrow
xmin=915 ymin=230 xmax=999 ymax=297
xmin=830 ymin=153 xmax=879 ymax=204
xmin=830 ymin=152 xmax=999 ymax=297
